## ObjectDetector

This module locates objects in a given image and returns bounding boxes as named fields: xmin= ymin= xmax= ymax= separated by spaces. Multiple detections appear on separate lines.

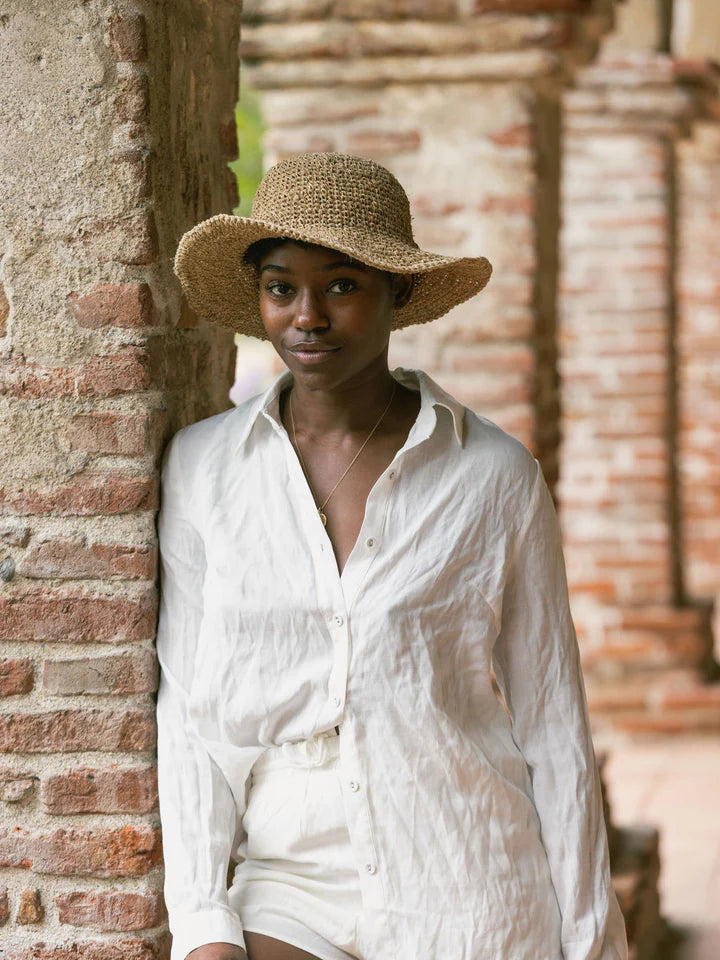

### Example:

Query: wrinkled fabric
xmin=156 ymin=367 xmax=628 ymax=960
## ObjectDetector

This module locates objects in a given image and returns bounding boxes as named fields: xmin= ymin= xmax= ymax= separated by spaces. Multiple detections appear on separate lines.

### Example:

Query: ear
xmin=392 ymin=274 xmax=414 ymax=309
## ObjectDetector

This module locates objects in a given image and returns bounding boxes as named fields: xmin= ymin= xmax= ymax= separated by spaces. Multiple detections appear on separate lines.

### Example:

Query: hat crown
xmin=251 ymin=152 xmax=415 ymax=244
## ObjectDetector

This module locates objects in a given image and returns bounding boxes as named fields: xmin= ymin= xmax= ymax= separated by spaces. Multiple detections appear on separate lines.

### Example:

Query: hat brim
xmin=174 ymin=213 xmax=493 ymax=340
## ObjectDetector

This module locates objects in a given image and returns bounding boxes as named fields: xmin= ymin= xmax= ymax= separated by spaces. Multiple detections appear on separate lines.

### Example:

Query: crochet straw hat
xmin=174 ymin=152 xmax=493 ymax=340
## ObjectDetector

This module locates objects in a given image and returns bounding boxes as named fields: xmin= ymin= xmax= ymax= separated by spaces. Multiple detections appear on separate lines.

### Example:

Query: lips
xmin=285 ymin=342 xmax=342 ymax=364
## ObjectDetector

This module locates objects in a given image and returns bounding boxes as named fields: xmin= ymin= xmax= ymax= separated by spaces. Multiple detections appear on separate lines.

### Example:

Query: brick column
xmin=677 ymin=109 xmax=720 ymax=642
xmin=0 ymin=1 xmax=240 ymax=953
xmin=558 ymin=53 xmax=720 ymax=736
xmin=241 ymin=0 xmax=618 ymax=486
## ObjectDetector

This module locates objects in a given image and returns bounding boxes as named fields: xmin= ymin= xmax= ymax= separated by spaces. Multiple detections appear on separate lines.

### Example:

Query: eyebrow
xmin=259 ymin=261 xmax=368 ymax=275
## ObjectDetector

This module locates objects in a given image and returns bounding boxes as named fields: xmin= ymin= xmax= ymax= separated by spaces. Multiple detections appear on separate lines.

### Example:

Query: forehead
xmin=259 ymin=240 xmax=366 ymax=271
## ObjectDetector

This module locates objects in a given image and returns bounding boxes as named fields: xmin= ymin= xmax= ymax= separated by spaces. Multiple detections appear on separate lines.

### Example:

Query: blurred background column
xmin=557 ymin=0 xmax=720 ymax=740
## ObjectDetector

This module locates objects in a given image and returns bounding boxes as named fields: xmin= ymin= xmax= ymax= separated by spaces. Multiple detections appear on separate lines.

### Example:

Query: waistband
xmin=252 ymin=728 xmax=340 ymax=777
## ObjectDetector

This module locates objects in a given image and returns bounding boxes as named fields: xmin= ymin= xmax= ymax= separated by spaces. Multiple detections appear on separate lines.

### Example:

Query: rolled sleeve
xmin=157 ymin=433 xmax=247 ymax=960
xmin=492 ymin=459 xmax=628 ymax=960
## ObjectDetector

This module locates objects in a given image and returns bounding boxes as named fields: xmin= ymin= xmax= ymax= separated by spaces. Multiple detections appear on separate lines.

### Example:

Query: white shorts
xmin=228 ymin=730 xmax=366 ymax=960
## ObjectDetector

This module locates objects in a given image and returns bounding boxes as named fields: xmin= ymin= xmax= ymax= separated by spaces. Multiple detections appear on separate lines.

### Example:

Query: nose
xmin=293 ymin=287 xmax=329 ymax=331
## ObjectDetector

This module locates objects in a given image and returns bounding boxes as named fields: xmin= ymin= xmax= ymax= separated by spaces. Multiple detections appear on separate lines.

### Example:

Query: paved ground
xmin=604 ymin=735 xmax=720 ymax=960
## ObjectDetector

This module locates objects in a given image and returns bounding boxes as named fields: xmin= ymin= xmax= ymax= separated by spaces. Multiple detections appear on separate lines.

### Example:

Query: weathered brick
xmin=0 ymin=519 xmax=30 ymax=546
xmin=0 ymin=586 xmax=157 ymax=643
xmin=116 ymin=71 xmax=150 ymax=123
xmin=42 ymin=766 xmax=158 ymax=815
xmin=0 ymin=825 xmax=161 ymax=877
xmin=0 ymin=768 xmax=36 ymax=803
xmin=0 ymin=471 xmax=158 ymax=515
xmin=5 ymin=936 xmax=169 ymax=960
xmin=73 ymin=213 xmax=158 ymax=266
xmin=347 ymin=130 xmax=422 ymax=155
xmin=67 ymin=283 xmax=154 ymax=329
xmin=0 ymin=282 xmax=9 ymax=337
xmin=0 ymin=348 xmax=153 ymax=400
xmin=41 ymin=650 xmax=158 ymax=696
xmin=0 ymin=708 xmax=156 ymax=753
xmin=109 ymin=13 xmax=148 ymax=62
xmin=16 ymin=887 xmax=44 ymax=924
xmin=0 ymin=658 xmax=34 ymax=696
xmin=68 ymin=412 xmax=151 ymax=455
xmin=19 ymin=540 xmax=157 ymax=581
xmin=56 ymin=888 xmax=165 ymax=931
xmin=0 ymin=886 xmax=7 ymax=925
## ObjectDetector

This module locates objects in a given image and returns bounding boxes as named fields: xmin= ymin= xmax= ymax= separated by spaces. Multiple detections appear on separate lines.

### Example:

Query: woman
xmin=157 ymin=152 xmax=628 ymax=960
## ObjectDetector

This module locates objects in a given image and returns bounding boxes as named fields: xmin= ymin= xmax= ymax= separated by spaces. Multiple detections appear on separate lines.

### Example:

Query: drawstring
xmin=280 ymin=730 xmax=336 ymax=768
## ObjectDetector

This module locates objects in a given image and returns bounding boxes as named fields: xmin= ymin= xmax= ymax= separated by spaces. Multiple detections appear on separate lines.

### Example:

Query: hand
xmin=186 ymin=944 xmax=247 ymax=960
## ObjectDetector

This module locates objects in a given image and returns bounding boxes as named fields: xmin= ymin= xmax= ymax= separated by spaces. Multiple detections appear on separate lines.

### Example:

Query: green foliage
xmin=228 ymin=83 xmax=264 ymax=217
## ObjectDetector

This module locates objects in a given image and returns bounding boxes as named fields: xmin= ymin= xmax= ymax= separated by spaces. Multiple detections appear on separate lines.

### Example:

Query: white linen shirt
xmin=156 ymin=367 xmax=628 ymax=960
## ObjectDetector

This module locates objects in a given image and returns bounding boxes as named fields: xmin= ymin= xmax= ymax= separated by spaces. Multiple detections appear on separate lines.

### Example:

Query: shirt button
xmin=349 ymin=780 xmax=360 ymax=792
xmin=366 ymin=538 xmax=375 ymax=548
xmin=388 ymin=471 xmax=396 ymax=480
xmin=365 ymin=862 xmax=377 ymax=874
xmin=333 ymin=614 xmax=344 ymax=626
xmin=331 ymin=696 xmax=341 ymax=708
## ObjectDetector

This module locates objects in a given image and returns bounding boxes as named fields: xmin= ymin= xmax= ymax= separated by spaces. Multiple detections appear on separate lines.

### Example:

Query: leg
xmin=244 ymin=931 xmax=323 ymax=960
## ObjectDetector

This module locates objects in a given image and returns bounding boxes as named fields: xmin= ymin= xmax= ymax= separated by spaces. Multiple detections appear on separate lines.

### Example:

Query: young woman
xmin=157 ymin=152 xmax=628 ymax=960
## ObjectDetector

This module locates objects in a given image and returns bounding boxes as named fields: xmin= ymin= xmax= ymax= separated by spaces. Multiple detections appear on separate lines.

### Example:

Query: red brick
xmin=0 ymin=768 xmax=37 ymax=803
xmin=19 ymin=540 xmax=156 ymax=581
xmin=0 ymin=348 xmax=152 ymax=400
xmin=489 ymin=124 xmax=534 ymax=147
xmin=77 ymin=213 xmax=158 ymax=265
xmin=0 ymin=282 xmax=9 ymax=337
xmin=0 ymin=586 xmax=157 ymax=643
xmin=41 ymin=651 xmax=158 ymax=696
xmin=0 ymin=520 xmax=30 ymax=546
xmin=16 ymin=887 xmax=44 ymax=924
xmin=42 ymin=766 xmax=158 ymax=815
xmin=56 ymin=889 xmax=165 ymax=931
xmin=67 ymin=283 xmax=154 ymax=329
xmin=0 ymin=886 xmax=8 ymax=925
xmin=0 ymin=708 xmax=156 ymax=753
xmin=0 ymin=471 xmax=158 ymax=515
xmin=347 ymin=130 xmax=421 ymax=155
xmin=116 ymin=72 xmax=150 ymax=123
xmin=0 ymin=658 xmax=34 ymax=696
xmin=5 ymin=936 xmax=169 ymax=960
xmin=109 ymin=13 xmax=148 ymax=62
xmin=0 ymin=825 xmax=161 ymax=877
xmin=68 ymin=412 xmax=150 ymax=455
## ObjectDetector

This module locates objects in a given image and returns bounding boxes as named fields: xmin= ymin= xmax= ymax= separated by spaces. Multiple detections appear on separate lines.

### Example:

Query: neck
xmin=286 ymin=366 xmax=397 ymax=437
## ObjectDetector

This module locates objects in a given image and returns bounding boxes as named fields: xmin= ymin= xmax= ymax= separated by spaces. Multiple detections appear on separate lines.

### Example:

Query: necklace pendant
xmin=319 ymin=509 xmax=327 ymax=527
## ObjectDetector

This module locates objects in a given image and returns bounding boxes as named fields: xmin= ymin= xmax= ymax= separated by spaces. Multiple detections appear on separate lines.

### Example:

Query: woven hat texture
xmin=174 ymin=152 xmax=493 ymax=339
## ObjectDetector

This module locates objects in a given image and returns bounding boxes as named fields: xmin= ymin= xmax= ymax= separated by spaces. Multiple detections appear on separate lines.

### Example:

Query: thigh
xmin=245 ymin=931 xmax=323 ymax=960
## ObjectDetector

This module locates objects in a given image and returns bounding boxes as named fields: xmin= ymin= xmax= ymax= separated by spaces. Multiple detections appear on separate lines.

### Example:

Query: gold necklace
xmin=289 ymin=381 xmax=397 ymax=527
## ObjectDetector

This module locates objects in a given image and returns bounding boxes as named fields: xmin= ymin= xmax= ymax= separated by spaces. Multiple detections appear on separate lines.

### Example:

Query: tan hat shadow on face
xmin=174 ymin=152 xmax=493 ymax=341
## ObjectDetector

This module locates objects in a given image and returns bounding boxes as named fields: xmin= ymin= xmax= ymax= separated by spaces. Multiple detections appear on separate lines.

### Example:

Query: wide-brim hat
xmin=174 ymin=152 xmax=493 ymax=340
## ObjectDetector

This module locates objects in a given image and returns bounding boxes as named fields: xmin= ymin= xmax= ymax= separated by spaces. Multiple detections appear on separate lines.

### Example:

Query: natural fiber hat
xmin=174 ymin=152 xmax=493 ymax=340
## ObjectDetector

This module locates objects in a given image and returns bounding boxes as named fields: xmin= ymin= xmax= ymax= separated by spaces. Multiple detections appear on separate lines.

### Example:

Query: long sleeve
xmin=156 ymin=433 xmax=247 ymax=960
xmin=491 ymin=459 xmax=628 ymax=960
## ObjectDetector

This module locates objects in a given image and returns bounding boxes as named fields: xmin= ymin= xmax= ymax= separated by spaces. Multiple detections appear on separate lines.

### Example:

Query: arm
xmin=157 ymin=434 xmax=247 ymax=960
xmin=491 ymin=459 xmax=628 ymax=960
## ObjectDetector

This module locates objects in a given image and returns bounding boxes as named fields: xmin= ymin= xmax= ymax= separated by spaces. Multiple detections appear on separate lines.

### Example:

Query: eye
xmin=265 ymin=280 xmax=293 ymax=297
xmin=327 ymin=278 xmax=356 ymax=294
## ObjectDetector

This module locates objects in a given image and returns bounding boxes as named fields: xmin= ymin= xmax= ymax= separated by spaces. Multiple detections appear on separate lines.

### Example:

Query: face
xmin=257 ymin=241 xmax=412 ymax=391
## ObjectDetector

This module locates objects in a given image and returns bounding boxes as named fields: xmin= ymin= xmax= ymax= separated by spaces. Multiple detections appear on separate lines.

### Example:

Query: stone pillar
xmin=241 ymin=0 xmax=618 ymax=487
xmin=0 ymin=0 xmax=240 ymax=953
xmin=558 ymin=41 xmax=720 ymax=736
xmin=677 ymin=108 xmax=720 ymax=642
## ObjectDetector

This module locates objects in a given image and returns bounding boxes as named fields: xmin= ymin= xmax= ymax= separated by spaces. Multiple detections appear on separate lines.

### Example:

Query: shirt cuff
xmin=170 ymin=907 xmax=247 ymax=960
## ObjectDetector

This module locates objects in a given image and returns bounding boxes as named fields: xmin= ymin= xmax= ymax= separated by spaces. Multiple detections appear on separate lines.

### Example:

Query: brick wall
xmin=0 ymin=1 xmax=240 ymax=952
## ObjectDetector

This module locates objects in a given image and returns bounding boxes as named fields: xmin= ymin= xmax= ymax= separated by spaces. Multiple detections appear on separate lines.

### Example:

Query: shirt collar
xmin=233 ymin=366 xmax=465 ymax=453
